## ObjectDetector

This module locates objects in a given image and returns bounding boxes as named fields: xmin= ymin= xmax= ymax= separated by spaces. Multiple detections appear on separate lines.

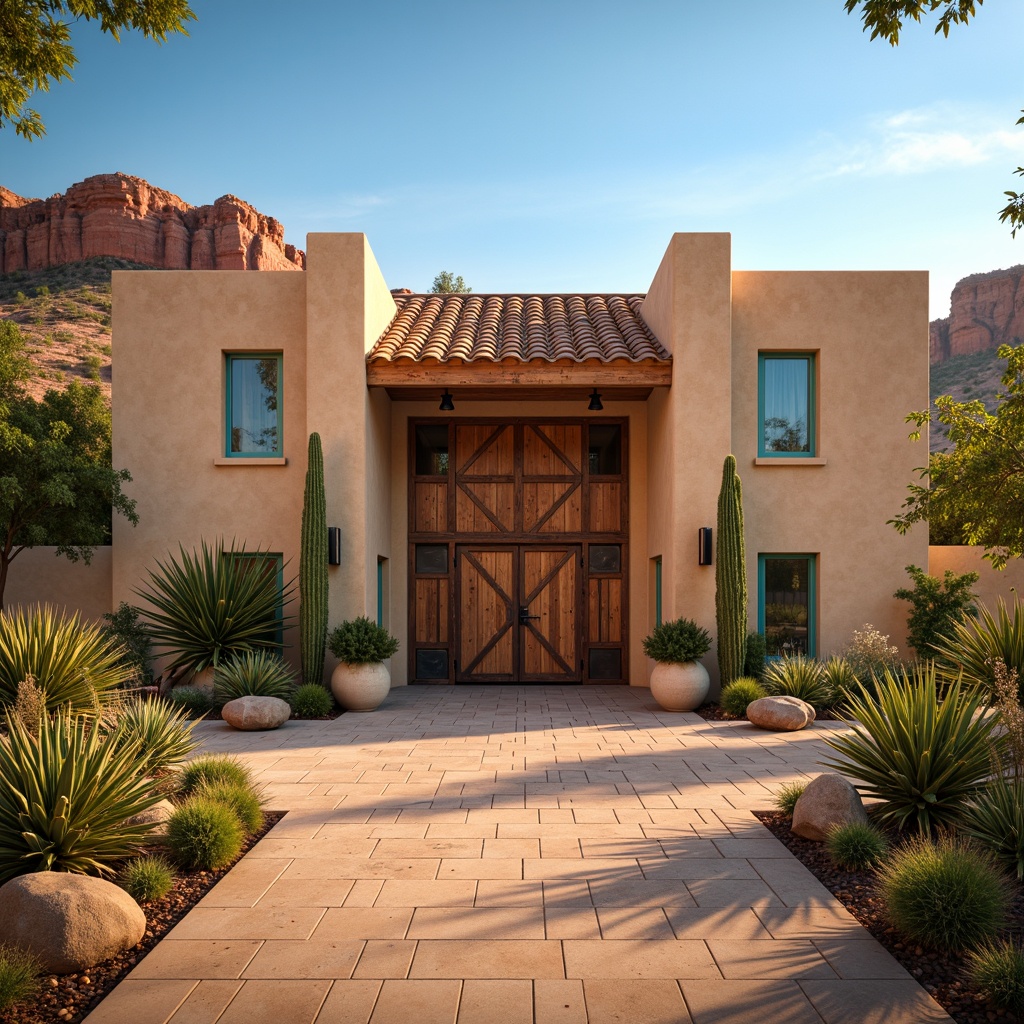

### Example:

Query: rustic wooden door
xmin=456 ymin=544 xmax=581 ymax=683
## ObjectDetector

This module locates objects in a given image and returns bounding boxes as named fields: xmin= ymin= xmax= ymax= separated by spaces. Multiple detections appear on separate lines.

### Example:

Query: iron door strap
xmin=518 ymin=605 xmax=540 ymax=625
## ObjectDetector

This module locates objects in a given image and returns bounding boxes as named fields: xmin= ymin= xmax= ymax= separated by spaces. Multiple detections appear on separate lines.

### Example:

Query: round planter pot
xmin=330 ymin=661 xmax=391 ymax=712
xmin=189 ymin=666 xmax=216 ymax=697
xmin=649 ymin=660 xmax=710 ymax=712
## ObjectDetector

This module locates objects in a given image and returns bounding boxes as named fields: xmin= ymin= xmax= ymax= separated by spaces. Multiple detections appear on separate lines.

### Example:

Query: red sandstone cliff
xmin=0 ymin=173 xmax=305 ymax=274
xmin=930 ymin=265 xmax=1024 ymax=364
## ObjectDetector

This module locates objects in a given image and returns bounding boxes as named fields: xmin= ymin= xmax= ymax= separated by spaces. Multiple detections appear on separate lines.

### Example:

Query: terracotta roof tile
xmin=369 ymin=293 xmax=669 ymax=364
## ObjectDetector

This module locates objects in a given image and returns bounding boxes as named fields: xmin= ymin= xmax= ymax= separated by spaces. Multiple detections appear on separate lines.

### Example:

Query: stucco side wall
xmin=4 ymin=546 xmax=112 ymax=622
xmin=731 ymin=271 xmax=930 ymax=656
xmin=929 ymin=546 xmax=1024 ymax=614
xmin=111 ymin=270 xmax=308 ymax=673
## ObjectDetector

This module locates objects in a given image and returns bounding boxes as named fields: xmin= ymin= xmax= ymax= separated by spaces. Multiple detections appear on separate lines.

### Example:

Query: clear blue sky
xmin=2 ymin=0 xmax=1022 ymax=318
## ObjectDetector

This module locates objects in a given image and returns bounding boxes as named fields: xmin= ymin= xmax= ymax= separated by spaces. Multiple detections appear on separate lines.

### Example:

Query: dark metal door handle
xmin=518 ymin=605 xmax=540 ymax=624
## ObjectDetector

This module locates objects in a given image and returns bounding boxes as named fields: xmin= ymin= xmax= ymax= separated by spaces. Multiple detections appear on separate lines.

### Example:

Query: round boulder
xmin=746 ymin=695 xmax=815 ymax=731
xmin=221 ymin=695 xmax=291 ymax=731
xmin=123 ymin=797 xmax=176 ymax=837
xmin=0 ymin=872 xmax=146 ymax=974
xmin=791 ymin=772 xmax=869 ymax=841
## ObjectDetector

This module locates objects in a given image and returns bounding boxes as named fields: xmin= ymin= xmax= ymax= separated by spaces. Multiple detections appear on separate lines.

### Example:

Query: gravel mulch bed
xmin=756 ymin=810 xmax=1023 ymax=1024
xmin=6 ymin=811 xmax=286 ymax=1024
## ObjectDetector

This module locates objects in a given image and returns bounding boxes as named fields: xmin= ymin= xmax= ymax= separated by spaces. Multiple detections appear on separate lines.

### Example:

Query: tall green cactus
xmin=715 ymin=454 xmax=747 ymax=685
xmin=300 ymin=432 xmax=328 ymax=686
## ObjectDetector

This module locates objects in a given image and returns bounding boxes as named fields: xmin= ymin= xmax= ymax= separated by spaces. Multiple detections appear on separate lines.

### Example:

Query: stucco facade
xmin=93 ymin=231 xmax=943 ymax=689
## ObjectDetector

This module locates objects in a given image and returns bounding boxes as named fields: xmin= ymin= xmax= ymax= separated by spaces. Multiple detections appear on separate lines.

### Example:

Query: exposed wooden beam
xmin=366 ymin=359 xmax=673 ymax=390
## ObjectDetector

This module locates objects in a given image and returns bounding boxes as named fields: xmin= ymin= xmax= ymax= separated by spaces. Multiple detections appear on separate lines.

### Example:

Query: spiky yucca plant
xmin=0 ymin=604 xmax=128 ymax=713
xmin=214 ymin=650 xmax=296 ymax=706
xmin=762 ymin=656 xmax=835 ymax=709
xmin=137 ymin=539 xmax=294 ymax=676
xmin=0 ymin=710 xmax=164 ymax=882
xmin=110 ymin=697 xmax=199 ymax=775
xmin=932 ymin=597 xmax=1024 ymax=699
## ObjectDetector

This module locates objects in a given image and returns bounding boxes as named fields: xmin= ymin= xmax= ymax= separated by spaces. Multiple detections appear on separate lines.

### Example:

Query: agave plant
xmin=762 ymin=656 xmax=835 ymax=710
xmin=0 ymin=604 xmax=128 ymax=713
xmin=136 ymin=539 xmax=295 ymax=677
xmin=960 ymin=775 xmax=1024 ymax=881
xmin=0 ymin=710 xmax=164 ymax=882
xmin=932 ymin=597 xmax=1024 ymax=699
xmin=821 ymin=664 xmax=1002 ymax=833
xmin=108 ymin=697 xmax=199 ymax=775
xmin=214 ymin=650 xmax=297 ymax=706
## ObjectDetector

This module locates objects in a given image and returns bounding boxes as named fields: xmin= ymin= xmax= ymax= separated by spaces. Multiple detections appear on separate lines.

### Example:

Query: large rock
xmin=746 ymin=695 xmax=815 ymax=731
xmin=929 ymin=264 xmax=1024 ymax=364
xmin=221 ymin=695 xmax=291 ymax=730
xmin=123 ymin=798 xmax=176 ymax=837
xmin=791 ymin=773 xmax=870 ymax=841
xmin=0 ymin=873 xmax=146 ymax=974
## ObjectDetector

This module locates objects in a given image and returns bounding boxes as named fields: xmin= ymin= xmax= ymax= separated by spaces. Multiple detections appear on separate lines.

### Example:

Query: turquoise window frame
xmin=757 ymin=553 xmax=817 ymax=657
xmin=377 ymin=557 xmax=384 ymax=627
xmin=225 ymin=353 xmax=284 ymax=458
xmin=757 ymin=353 xmax=815 ymax=458
xmin=227 ymin=551 xmax=285 ymax=647
xmin=655 ymin=557 xmax=663 ymax=627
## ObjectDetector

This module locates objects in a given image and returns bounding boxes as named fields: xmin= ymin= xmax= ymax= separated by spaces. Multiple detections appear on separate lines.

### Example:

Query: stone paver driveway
xmin=85 ymin=686 xmax=952 ymax=1024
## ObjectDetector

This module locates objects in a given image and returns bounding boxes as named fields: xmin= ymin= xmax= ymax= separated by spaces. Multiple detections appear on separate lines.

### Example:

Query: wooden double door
xmin=409 ymin=418 xmax=628 ymax=685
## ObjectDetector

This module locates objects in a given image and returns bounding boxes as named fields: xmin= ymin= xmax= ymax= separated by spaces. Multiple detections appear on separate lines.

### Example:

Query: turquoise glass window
xmin=655 ymin=557 xmax=663 ymax=627
xmin=226 ymin=354 xmax=283 ymax=457
xmin=758 ymin=554 xmax=816 ymax=657
xmin=758 ymin=354 xmax=815 ymax=457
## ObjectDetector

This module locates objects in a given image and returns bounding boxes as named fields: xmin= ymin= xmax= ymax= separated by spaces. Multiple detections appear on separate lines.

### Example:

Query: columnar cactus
xmin=715 ymin=454 xmax=747 ymax=685
xmin=300 ymin=432 xmax=328 ymax=686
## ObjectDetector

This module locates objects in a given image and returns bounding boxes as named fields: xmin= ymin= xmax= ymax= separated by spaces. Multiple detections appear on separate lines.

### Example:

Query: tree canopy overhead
xmin=1 ymin=0 xmax=196 ymax=139
xmin=843 ymin=0 xmax=1024 ymax=236
xmin=431 ymin=271 xmax=471 ymax=294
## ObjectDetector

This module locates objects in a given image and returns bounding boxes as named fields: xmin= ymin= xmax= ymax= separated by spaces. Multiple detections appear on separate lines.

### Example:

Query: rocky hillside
xmin=930 ymin=265 xmax=1024 ymax=364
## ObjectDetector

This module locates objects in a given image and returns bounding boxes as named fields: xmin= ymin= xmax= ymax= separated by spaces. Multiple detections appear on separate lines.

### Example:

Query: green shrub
xmin=821 ymin=666 xmax=1000 ymax=833
xmin=0 ymin=710 xmax=164 ymax=882
xmin=932 ymin=597 xmax=1024 ymax=701
xmin=178 ymin=754 xmax=254 ymax=796
xmin=291 ymin=683 xmax=334 ymax=718
xmin=826 ymin=821 xmax=889 ymax=871
xmin=641 ymin=618 xmax=712 ymax=664
xmin=719 ymin=677 xmax=766 ymax=718
xmin=110 ymin=697 xmax=198 ymax=774
xmin=0 ymin=604 xmax=129 ymax=713
xmin=893 ymin=564 xmax=978 ymax=659
xmin=167 ymin=686 xmax=214 ymax=719
xmin=199 ymin=780 xmax=263 ymax=835
xmin=773 ymin=781 xmax=806 ymax=816
xmin=762 ymin=656 xmax=835 ymax=709
xmin=967 ymin=940 xmax=1024 ymax=1016
xmin=878 ymin=835 xmax=1009 ymax=951
xmin=327 ymin=616 xmax=400 ymax=664
xmin=744 ymin=631 xmax=767 ymax=680
xmin=960 ymin=775 xmax=1024 ymax=880
xmin=165 ymin=796 xmax=244 ymax=870
xmin=0 ymin=944 xmax=38 ymax=1013
xmin=100 ymin=602 xmax=154 ymax=687
xmin=117 ymin=855 xmax=176 ymax=902
xmin=214 ymin=650 xmax=296 ymax=705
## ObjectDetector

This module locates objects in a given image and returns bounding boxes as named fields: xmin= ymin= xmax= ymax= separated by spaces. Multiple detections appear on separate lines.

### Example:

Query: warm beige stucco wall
xmin=929 ymin=546 xmax=1024 ymax=614
xmin=3 ymin=546 xmax=112 ymax=621
xmin=111 ymin=270 xmax=308 ymax=674
xmin=731 ymin=271 xmax=930 ymax=658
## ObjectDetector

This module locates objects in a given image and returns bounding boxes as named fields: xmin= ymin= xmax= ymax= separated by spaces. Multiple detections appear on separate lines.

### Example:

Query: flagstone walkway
xmin=84 ymin=686 xmax=952 ymax=1024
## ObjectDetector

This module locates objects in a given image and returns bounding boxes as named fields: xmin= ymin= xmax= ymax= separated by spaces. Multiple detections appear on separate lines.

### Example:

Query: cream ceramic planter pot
xmin=189 ymin=666 xmax=216 ymax=697
xmin=330 ymin=661 xmax=391 ymax=712
xmin=649 ymin=660 xmax=710 ymax=712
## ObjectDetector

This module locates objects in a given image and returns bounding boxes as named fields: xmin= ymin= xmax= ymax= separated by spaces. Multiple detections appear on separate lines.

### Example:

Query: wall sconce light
xmin=439 ymin=390 xmax=455 ymax=412
xmin=328 ymin=527 xmax=342 ymax=566
xmin=698 ymin=527 xmax=713 ymax=566
xmin=588 ymin=389 xmax=603 ymax=411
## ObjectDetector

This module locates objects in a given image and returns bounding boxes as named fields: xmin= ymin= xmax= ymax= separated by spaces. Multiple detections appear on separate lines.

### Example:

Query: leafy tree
xmin=0 ymin=320 xmax=137 ymax=607
xmin=1 ymin=1 xmax=196 ymax=140
xmin=891 ymin=343 xmax=1024 ymax=569
xmin=431 ymin=271 xmax=471 ymax=294
xmin=894 ymin=563 xmax=979 ymax=657
xmin=843 ymin=1 xmax=1024 ymax=236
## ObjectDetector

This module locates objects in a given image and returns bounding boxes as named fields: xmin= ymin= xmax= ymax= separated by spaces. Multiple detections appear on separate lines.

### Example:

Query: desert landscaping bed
xmin=6 ymin=811 xmax=284 ymax=1024
xmin=757 ymin=810 xmax=1022 ymax=1024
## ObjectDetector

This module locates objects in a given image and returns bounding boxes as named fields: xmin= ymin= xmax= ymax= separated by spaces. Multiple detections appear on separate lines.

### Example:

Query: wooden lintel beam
xmin=365 ymin=360 xmax=673 ymax=389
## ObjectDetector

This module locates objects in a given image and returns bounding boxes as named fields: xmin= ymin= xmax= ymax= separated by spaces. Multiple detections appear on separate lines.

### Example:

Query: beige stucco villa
xmin=12 ymin=231 xmax=1020 ymax=689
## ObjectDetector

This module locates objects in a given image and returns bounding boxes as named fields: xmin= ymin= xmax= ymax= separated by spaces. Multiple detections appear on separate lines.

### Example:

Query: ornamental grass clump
xmin=198 ymin=780 xmax=264 ymax=836
xmin=762 ymin=656 xmax=835 ymax=710
xmin=820 ymin=656 xmax=859 ymax=705
xmin=967 ymin=940 xmax=1024 ymax=1017
xmin=167 ymin=686 xmax=214 ymax=719
xmin=878 ymin=835 xmax=1009 ymax=952
xmin=773 ymin=781 xmax=806 ymax=817
xmin=825 ymin=821 xmax=889 ymax=871
xmin=290 ymin=683 xmax=334 ymax=718
xmin=165 ymin=796 xmax=244 ymax=870
xmin=178 ymin=754 xmax=253 ymax=796
xmin=0 ymin=944 xmax=39 ymax=1013
xmin=111 ymin=697 xmax=198 ymax=775
xmin=719 ymin=677 xmax=766 ymax=718
xmin=642 ymin=618 xmax=712 ymax=664
xmin=821 ymin=665 xmax=1000 ymax=833
xmin=932 ymin=597 xmax=1024 ymax=701
xmin=214 ymin=650 xmax=296 ymax=706
xmin=327 ymin=617 xmax=400 ymax=664
xmin=117 ymin=855 xmax=176 ymax=902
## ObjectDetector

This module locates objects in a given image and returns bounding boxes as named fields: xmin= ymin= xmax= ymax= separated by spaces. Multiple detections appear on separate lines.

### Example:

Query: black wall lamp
xmin=328 ymin=527 xmax=342 ymax=566
xmin=439 ymin=390 xmax=455 ymax=412
xmin=588 ymin=389 xmax=603 ymax=411
xmin=698 ymin=527 xmax=713 ymax=566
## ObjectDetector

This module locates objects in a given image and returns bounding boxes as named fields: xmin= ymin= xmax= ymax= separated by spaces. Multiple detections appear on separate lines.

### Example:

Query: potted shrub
xmin=327 ymin=616 xmax=400 ymax=712
xmin=643 ymin=617 xmax=712 ymax=711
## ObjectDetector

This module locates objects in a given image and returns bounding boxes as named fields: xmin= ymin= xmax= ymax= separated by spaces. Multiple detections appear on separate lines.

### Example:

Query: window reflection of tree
xmin=764 ymin=558 xmax=809 ymax=656
xmin=763 ymin=416 xmax=808 ymax=453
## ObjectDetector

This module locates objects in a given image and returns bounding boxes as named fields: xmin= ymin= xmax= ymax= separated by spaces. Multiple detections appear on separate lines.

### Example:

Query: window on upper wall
xmin=226 ymin=354 xmax=283 ymax=457
xmin=758 ymin=353 xmax=815 ymax=457
xmin=758 ymin=554 xmax=816 ymax=658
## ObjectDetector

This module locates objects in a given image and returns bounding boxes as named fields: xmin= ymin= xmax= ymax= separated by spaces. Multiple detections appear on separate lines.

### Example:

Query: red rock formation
xmin=930 ymin=265 xmax=1024 ymax=364
xmin=0 ymin=173 xmax=305 ymax=274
